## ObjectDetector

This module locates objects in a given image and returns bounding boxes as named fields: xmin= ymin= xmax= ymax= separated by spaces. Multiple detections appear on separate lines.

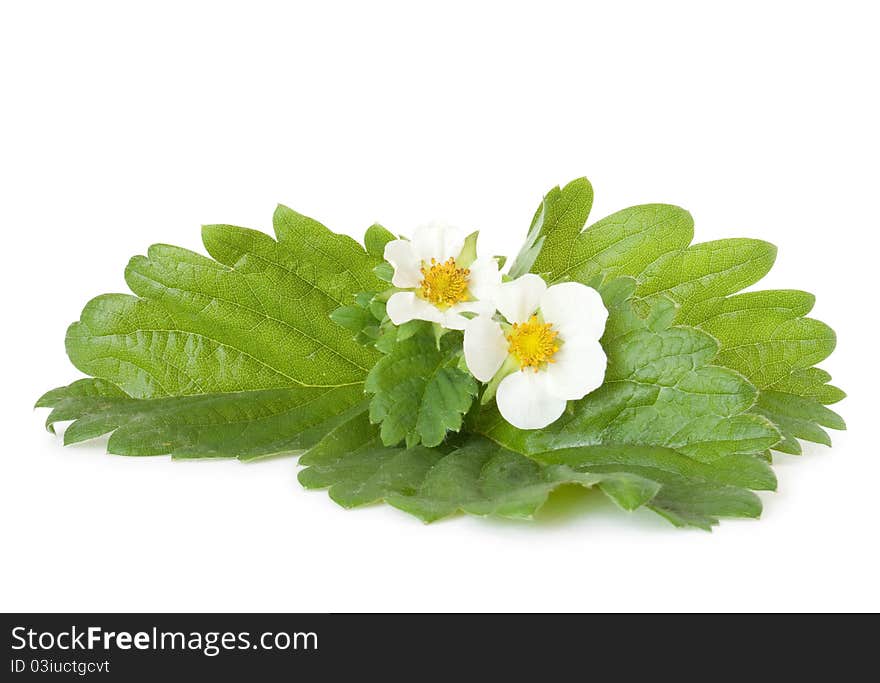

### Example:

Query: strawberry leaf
xmin=298 ymin=409 xmax=774 ymax=529
xmin=37 ymin=379 xmax=365 ymax=459
xmin=525 ymin=179 xmax=844 ymax=453
xmin=365 ymin=331 xmax=478 ymax=448
xmin=66 ymin=206 xmax=384 ymax=398
xmin=41 ymin=207 xmax=385 ymax=458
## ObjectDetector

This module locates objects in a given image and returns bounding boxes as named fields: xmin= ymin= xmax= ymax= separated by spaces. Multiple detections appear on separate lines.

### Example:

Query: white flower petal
xmin=411 ymin=222 xmax=464 ymax=264
xmin=383 ymin=239 xmax=422 ymax=288
xmin=466 ymin=257 xmax=502 ymax=303
xmin=539 ymin=282 xmax=608 ymax=344
xmin=463 ymin=316 xmax=509 ymax=382
xmin=543 ymin=339 xmax=607 ymax=401
xmin=495 ymin=274 xmax=547 ymax=323
xmin=386 ymin=291 xmax=442 ymax=325
xmin=496 ymin=370 xmax=567 ymax=430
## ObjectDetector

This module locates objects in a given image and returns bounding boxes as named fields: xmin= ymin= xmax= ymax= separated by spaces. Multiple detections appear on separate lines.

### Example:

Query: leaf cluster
xmin=38 ymin=180 xmax=845 ymax=529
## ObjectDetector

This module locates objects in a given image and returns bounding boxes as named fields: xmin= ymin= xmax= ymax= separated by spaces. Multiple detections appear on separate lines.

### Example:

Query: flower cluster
xmin=383 ymin=224 xmax=608 ymax=429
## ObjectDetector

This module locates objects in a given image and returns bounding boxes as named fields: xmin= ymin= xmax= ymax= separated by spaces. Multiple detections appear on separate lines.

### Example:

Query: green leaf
xmin=457 ymin=231 xmax=479 ymax=268
xmin=65 ymin=207 xmax=384 ymax=399
xmin=685 ymin=290 xmax=836 ymax=389
xmin=299 ymin=411 xmax=773 ymax=528
xmin=365 ymin=331 xmax=478 ymax=448
xmin=648 ymin=482 xmax=763 ymax=529
xmin=363 ymin=223 xmax=396 ymax=258
xmin=638 ymin=239 xmax=778 ymax=319
xmin=537 ymin=446 xmax=772 ymax=529
xmin=534 ymin=202 xmax=693 ymax=286
xmin=36 ymin=379 xmax=366 ymax=460
xmin=330 ymin=305 xmax=375 ymax=332
xmin=298 ymin=412 xmax=599 ymax=522
xmin=43 ymin=210 xmax=386 ymax=459
xmin=595 ymin=474 xmax=663 ymax=512
xmin=685 ymin=289 xmax=843 ymax=452
xmin=769 ymin=367 xmax=845 ymax=405
xmin=301 ymin=443 xmax=597 ymax=523
xmin=396 ymin=319 xmax=430 ymax=341
xmin=368 ymin=298 xmax=386 ymax=321
xmin=524 ymin=180 xmax=844 ymax=453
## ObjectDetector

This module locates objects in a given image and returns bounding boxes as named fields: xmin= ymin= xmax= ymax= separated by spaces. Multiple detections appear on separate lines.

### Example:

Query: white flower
xmin=463 ymin=274 xmax=608 ymax=430
xmin=384 ymin=222 xmax=501 ymax=330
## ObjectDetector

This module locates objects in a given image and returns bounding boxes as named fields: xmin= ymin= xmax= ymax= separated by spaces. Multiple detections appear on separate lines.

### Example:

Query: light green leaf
xmin=373 ymin=262 xmax=394 ymax=282
xmin=769 ymin=367 xmax=845 ymax=405
xmin=457 ymin=231 xmax=479 ymax=268
xmin=687 ymin=289 xmax=836 ymax=389
xmin=44 ymin=210 xmax=385 ymax=459
xmin=365 ymin=331 xmax=478 ymax=448
xmin=364 ymin=223 xmax=396 ymax=258
xmin=396 ymin=319 xmax=430 ymax=341
xmin=685 ymin=289 xmax=843 ymax=451
xmin=66 ymin=207 xmax=384 ymax=398
xmin=508 ymin=177 xmax=594 ymax=279
xmin=330 ymin=305 xmax=375 ymax=332
xmin=535 ymin=203 xmax=694 ymax=286
xmin=638 ymin=239 xmax=778 ymax=319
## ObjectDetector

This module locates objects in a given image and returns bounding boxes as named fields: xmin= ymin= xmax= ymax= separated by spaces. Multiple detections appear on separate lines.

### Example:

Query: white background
xmin=1 ymin=1 xmax=877 ymax=612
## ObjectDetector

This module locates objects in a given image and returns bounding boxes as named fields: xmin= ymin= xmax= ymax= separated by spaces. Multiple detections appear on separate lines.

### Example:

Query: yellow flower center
xmin=507 ymin=315 xmax=559 ymax=371
xmin=418 ymin=257 xmax=470 ymax=308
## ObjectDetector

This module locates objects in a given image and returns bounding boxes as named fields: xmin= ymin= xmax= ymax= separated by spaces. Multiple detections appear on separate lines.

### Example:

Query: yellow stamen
xmin=417 ymin=257 xmax=470 ymax=308
xmin=507 ymin=315 xmax=559 ymax=371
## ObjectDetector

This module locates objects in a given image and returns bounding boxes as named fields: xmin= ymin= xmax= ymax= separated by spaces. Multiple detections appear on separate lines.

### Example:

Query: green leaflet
xmin=37 ymin=378 xmax=365 ymax=460
xmin=298 ymin=410 xmax=775 ymax=529
xmin=365 ymin=332 xmax=478 ymax=448
xmin=525 ymin=178 xmax=844 ymax=453
xmin=474 ymin=278 xmax=781 ymax=463
xmin=66 ymin=206 xmax=385 ymax=398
